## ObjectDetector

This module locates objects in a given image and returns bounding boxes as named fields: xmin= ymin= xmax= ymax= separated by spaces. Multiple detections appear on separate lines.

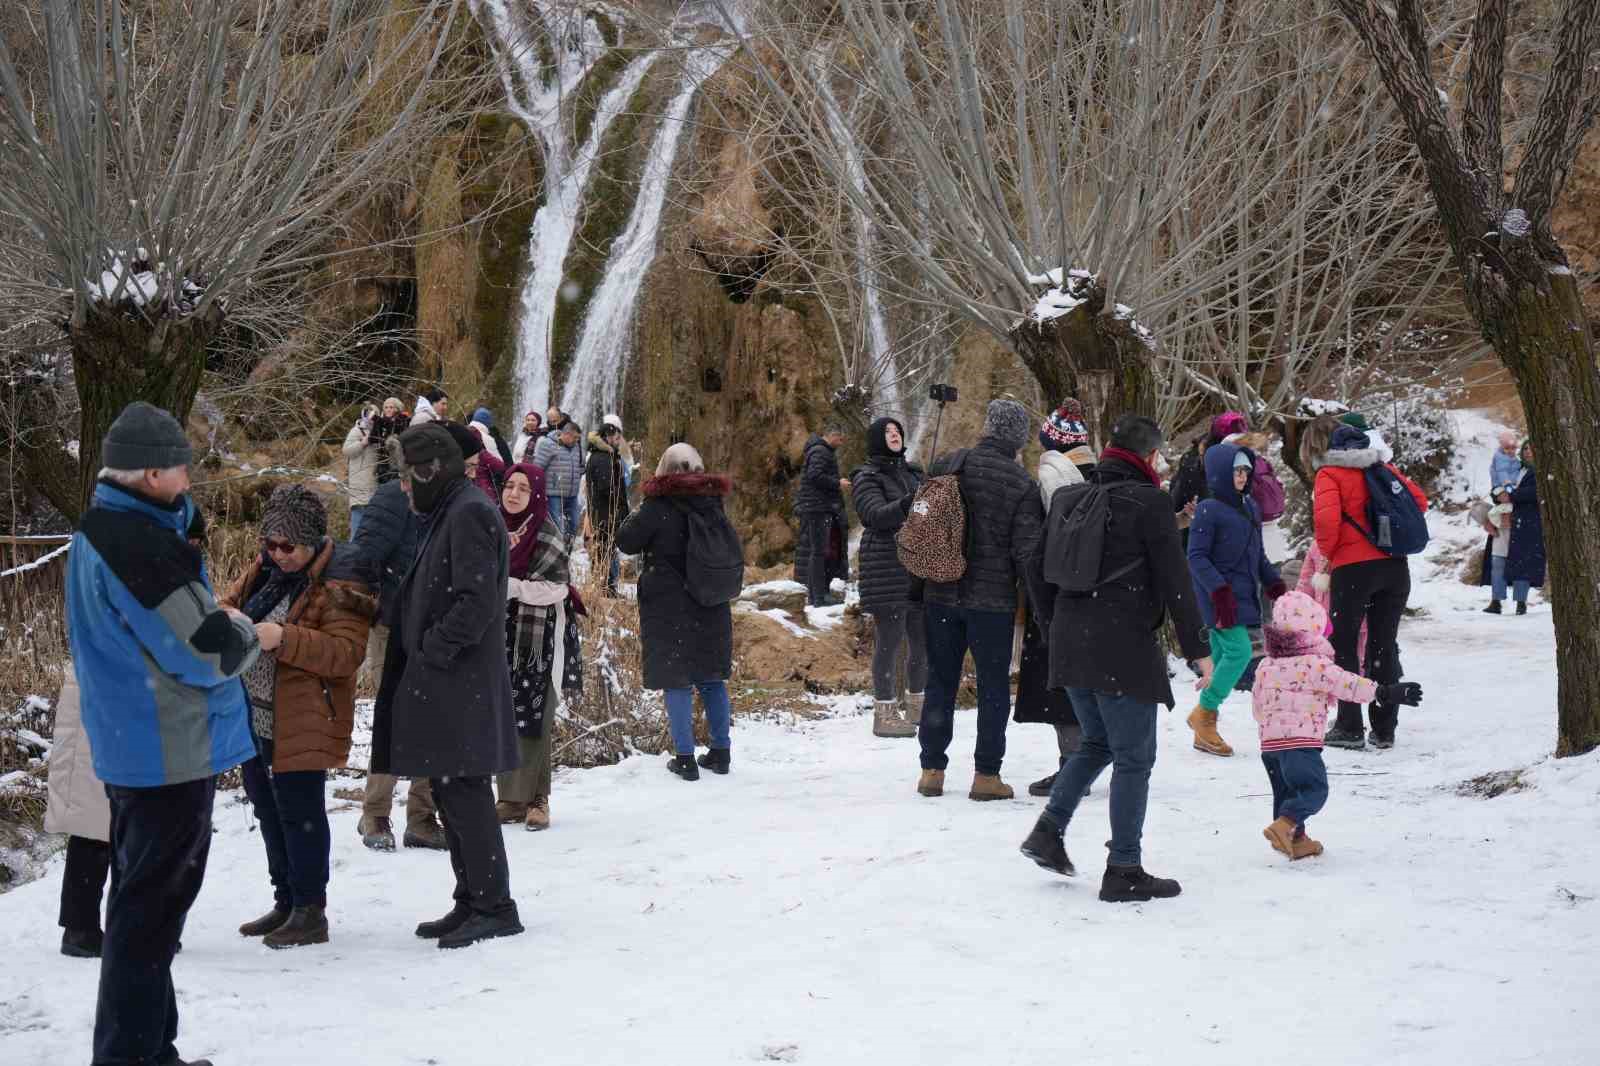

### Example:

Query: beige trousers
xmin=360 ymin=623 xmax=436 ymax=829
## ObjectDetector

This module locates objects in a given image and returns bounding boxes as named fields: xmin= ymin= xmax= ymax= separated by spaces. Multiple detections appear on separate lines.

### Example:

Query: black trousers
xmin=94 ymin=777 xmax=214 ymax=1066
xmin=241 ymin=756 xmax=330 ymax=909
xmin=1329 ymin=557 xmax=1410 ymax=736
xmin=59 ymin=834 xmax=112 ymax=932
xmin=431 ymin=775 xmax=515 ymax=917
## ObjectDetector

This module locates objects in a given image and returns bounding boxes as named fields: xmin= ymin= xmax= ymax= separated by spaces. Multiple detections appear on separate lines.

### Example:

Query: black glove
xmin=1378 ymin=682 xmax=1423 ymax=707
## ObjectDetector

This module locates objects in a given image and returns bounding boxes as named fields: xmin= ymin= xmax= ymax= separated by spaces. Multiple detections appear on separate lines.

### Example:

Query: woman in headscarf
xmin=493 ymin=462 xmax=570 ymax=832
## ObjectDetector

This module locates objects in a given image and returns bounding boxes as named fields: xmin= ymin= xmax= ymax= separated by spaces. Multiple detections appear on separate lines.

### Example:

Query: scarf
xmin=499 ymin=462 xmax=550 ymax=577
xmin=1101 ymin=446 xmax=1162 ymax=487
xmin=242 ymin=556 xmax=311 ymax=623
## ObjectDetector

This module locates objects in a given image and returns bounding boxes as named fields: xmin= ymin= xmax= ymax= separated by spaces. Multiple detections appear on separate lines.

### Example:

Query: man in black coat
xmin=917 ymin=399 xmax=1044 ymax=803
xmin=371 ymin=423 xmax=523 ymax=949
xmin=794 ymin=423 xmax=850 ymax=607
xmin=584 ymin=422 xmax=631 ymax=595
xmin=351 ymin=477 xmax=444 ymax=852
xmin=1020 ymin=414 xmax=1213 ymax=904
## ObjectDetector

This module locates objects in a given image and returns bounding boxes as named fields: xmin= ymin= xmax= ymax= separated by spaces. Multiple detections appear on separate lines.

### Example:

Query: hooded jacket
xmin=1186 ymin=442 xmax=1280 ymax=628
xmin=1312 ymin=426 xmax=1429 ymax=571
xmin=796 ymin=434 xmax=844 ymax=514
xmin=1252 ymin=591 xmax=1379 ymax=751
xmin=66 ymin=482 xmax=259 ymax=787
xmin=342 ymin=419 xmax=379 ymax=506
xmin=584 ymin=432 xmax=631 ymax=534
xmin=408 ymin=395 xmax=441 ymax=427
xmin=850 ymin=419 xmax=924 ymax=613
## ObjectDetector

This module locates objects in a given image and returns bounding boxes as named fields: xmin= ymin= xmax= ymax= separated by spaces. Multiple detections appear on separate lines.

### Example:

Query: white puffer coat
xmin=43 ymin=672 xmax=111 ymax=842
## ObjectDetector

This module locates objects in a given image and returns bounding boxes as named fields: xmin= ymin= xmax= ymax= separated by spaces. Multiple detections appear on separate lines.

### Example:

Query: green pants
xmin=1199 ymin=625 xmax=1253 ymax=712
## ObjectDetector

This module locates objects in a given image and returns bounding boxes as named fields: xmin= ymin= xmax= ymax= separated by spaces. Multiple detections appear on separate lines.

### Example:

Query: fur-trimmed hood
xmin=643 ymin=472 xmax=732 ymax=498
xmin=1318 ymin=446 xmax=1382 ymax=470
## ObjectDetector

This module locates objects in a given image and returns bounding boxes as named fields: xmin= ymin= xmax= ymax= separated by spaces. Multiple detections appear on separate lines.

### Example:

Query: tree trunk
xmin=70 ymin=305 xmax=219 ymax=513
xmin=1009 ymin=291 xmax=1157 ymax=449
xmin=1472 ymin=269 xmax=1600 ymax=755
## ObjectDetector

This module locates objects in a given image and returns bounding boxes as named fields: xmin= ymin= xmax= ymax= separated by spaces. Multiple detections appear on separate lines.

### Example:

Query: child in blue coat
xmin=1185 ymin=442 xmax=1285 ymax=756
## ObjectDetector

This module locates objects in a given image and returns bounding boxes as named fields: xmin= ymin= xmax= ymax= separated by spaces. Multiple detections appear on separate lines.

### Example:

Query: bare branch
xmin=1511 ymin=0 xmax=1600 ymax=232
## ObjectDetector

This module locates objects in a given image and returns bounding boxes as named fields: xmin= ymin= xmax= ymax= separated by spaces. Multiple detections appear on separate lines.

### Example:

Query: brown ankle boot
xmin=525 ymin=795 xmax=550 ymax=832
xmin=969 ymin=773 xmax=1015 ymax=801
xmin=873 ymin=700 xmax=916 ymax=738
xmin=917 ymin=769 xmax=944 ymax=797
xmin=903 ymin=692 xmax=924 ymax=726
xmin=1290 ymin=834 xmax=1324 ymax=860
xmin=494 ymin=801 xmax=528 ymax=824
xmin=1263 ymin=816 xmax=1297 ymax=858
xmin=1187 ymin=707 xmax=1234 ymax=757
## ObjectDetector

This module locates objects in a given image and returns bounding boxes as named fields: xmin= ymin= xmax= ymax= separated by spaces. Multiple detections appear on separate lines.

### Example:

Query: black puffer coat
xmin=795 ymin=434 xmax=843 ymax=514
xmin=615 ymin=472 xmax=737 ymax=691
xmin=1029 ymin=454 xmax=1209 ymax=708
xmin=924 ymin=436 xmax=1044 ymax=614
xmin=850 ymin=420 xmax=923 ymax=614
xmin=351 ymin=478 xmax=421 ymax=628
xmin=370 ymin=477 xmax=518 ymax=777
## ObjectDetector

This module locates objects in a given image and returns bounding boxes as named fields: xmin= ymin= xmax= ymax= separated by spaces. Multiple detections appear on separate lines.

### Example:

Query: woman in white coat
xmin=44 ymin=671 xmax=113 ymax=958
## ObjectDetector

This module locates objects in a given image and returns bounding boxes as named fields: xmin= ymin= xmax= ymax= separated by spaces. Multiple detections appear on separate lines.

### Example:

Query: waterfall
xmin=473 ymin=0 xmax=657 ymax=413
xmin=558 ymin=45 xmax=729 ymax=427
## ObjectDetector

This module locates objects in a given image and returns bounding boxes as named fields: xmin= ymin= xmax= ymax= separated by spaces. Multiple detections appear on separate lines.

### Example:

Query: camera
xmin=929 ymin=383 xmax=958 ymax=404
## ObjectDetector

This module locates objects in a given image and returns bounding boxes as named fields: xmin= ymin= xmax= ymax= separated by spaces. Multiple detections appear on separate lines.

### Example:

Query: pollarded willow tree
xmin=1331 ymin=0 xmax=1600 ymax=757
xmin=726 ymin=0 xmax=1479 ymax=443
xmin=0 ymin=0 xmax=464 ymax=519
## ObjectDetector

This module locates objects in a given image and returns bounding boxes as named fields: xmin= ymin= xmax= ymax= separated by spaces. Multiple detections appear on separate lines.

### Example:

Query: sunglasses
xmin=262 ymin=537 xmax=297 ymax=555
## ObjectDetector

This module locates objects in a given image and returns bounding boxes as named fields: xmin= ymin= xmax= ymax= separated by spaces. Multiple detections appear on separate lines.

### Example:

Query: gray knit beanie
xmin=260 ymin=484 xmax=328 ymax=548
xmin=102 ymin=401 xmax=192 ymax=470
xmin=983 ymin=399 xmax=1031 ymax=453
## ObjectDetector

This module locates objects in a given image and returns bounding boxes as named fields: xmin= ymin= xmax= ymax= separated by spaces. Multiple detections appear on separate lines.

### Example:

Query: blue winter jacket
xmin=1186 ymin=443 xmax=1280 ymax=629
xmin=1490 ymin=450 xmax=1523 ymax=493
xmin=66 ymin=481 xmax=259 ymax=788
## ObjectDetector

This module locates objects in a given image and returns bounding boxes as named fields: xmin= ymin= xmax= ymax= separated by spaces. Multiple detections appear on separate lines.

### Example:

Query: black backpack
xmin=1343 ymin=464 xmax=1429 ymax=557
xmin=1042 ymin=481 xmax=1141 ymax=593
xmin=670 ymin=500 xmax=745 ymax=607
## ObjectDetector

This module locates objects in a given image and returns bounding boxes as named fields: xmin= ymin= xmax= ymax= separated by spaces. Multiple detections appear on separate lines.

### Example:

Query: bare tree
xmin=1331 ymin=0 xmax=1600 ymax=757
xmin=0 ymin=0 xmax=464 ymax=519
xmin=725 ymin=0 xmax=1477 ymax=444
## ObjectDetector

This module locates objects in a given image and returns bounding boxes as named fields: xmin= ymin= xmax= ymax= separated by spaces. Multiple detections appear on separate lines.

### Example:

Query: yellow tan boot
xmin=1290 ymin=834 xmax=1324 ymax=860
xmin=1187 ymin=706 xmax=1234 ymax=757
xmin=1263 ymin=816 xmax=1297 ymax=858
xmin=917 ymin=769 xmax=945 ymax=797
xmin=495 ymin=801 xmax=528 ymax=824
xmin=524 ymin=795 xmax=550 ymax=832
xmin=968 ymin=773 xmax=1015 ymax=801
xmin=873 ymin=700 xmax=916 ymax=738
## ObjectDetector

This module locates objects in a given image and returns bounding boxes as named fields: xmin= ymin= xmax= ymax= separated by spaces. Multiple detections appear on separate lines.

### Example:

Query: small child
xmin=1252 ymin=591 xmax=1422 ymax=860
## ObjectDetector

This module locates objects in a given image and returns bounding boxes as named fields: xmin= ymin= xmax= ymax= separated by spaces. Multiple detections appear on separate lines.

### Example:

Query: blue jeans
xmin=1044 ymin=688 xmax=1158 ymax=866
xmin=918 ymin=604 xmax=1013 ymax=775
xmin=1261 ymin=749 xmax=1329 ymax=828
xmin=1489 ymin=555 xmax=1528 ymax=603
xmin=665 ymin=681 xmax=732 ymax=755
xmin=349 ymin=505 xmax=366 ymax=537
xmin=240 ymin=757 xmax=330 ymax=909
xmin=551 ymin=495 xmax=581 ymax=537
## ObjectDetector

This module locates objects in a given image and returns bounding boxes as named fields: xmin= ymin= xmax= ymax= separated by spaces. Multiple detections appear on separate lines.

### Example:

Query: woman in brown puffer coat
xmin=220 ymin=485 xmax=375 ymax=949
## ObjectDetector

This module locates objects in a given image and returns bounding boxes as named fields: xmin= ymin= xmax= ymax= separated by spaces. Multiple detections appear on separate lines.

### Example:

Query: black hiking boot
xmin=1483 ymin=600 xmax=1502 ymax=614
xmin=1370 ymin=733 xmax=1395 ymax=750
xmin=668 ymin=754 xmax=700 ymax=781
xmin=60 ymin=927 xmax=103 ymax=958
xmin=263 ymin=905 xmax=329 ymax=950
xmin=1323 ymin=726 xmax=1367 ymax=750
xmin=1099 ymin=864 xmax=1181 ymax=903
xmin=437 ymin=907 xmax=524 ymax=950
xmin=1516 ymin=601 xmax=1528 ymax=616
xmin=415 ymin=903 xmax=472 ymax=940
xmin=696 ymin=747 xmax=731 ymax=775
xmin=237 ymin=906 xmax=291 ymax=938
xmin=1019 ymin=817 xmax=1075 ymax=876
xmin=1027 ymin=770 xmax=1058 ymax=797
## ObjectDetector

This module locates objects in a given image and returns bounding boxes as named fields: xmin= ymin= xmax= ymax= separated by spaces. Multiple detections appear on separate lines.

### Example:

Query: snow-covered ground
xmin=3 ymin=413 xmax=1597 ymax=1064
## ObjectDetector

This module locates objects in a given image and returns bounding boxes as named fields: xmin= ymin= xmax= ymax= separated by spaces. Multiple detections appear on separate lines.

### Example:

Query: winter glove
xmin=1210 ymin=585 xmax=1238 ymax=629
xmin=1378 ymin=682 xmax=1423 ymax=707
xmin=1265 ymin=580 xmax=1288 ymax=602
xmin=1311 ymin=571 xmax=1331 ymax=594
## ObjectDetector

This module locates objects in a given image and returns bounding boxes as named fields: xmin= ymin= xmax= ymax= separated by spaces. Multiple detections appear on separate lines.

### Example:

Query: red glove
xmin=1266 ymin=580 xmax=1288 ymax=602
xmin=1211 ymin=586 xmax=1238 ymax=629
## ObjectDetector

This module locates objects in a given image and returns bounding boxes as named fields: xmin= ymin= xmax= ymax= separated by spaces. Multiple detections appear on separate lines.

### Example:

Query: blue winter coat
xmin=1186 ymin=443 xmax=1280 ymax=629
xmin=66 ymin=482 xmax=259 ymax=787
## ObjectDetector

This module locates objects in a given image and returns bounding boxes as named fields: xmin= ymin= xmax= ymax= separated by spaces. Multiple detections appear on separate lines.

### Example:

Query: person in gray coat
xmin=370 ymin=423 xmax=523 ymax=949
xmin=533 ymin=421 xmax=585 ymax=537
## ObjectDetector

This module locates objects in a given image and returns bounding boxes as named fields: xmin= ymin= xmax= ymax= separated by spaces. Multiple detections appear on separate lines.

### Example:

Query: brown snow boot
xmin=495 ymin=801 xmax=528 ymax=824
xmin=1187 ymin=706 xmax=1234 ymax=757
xmin=873 ymin=700 xmax=916 ymax=738
xmin=525 ymin=795 xmax=550 ymax=832
xmin=903 ymin=692 xmax=924 ymax=726
xmin=263 ymin=905 xmax=329 ymax=950
xmin=969 ymin=773 xmax=1015 ymax=802
xmin=917 ymin=769 xmax=945 ymax=797
xmin=1263 ymin=816 xmax=1298 ymax=858
xmin=1290 ymin=834 xmax=1324 ymax=860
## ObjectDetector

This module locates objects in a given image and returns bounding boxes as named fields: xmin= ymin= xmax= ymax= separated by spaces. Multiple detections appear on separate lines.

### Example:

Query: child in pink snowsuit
xmin=1296 ymin=540 xmax=1366 ymax=667
xmin=1252 ymin=591 xmax=1422 ymax=860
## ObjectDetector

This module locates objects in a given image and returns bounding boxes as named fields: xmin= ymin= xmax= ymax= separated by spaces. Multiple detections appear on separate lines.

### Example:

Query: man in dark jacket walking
xmin=585 ymin=422 xmax=631 ymax=595
xmin=351 ymin=477 xmax=445 ymax=852
xmin=1020 ymin=414 xmax=1213 ymax=903
xmin=372 ymin=423 xmax=524 ymax=949
xmin=917 ymin=399 xmax=1044 ymax=802
xmin=795 ymin=423 xmax=850 ymax=606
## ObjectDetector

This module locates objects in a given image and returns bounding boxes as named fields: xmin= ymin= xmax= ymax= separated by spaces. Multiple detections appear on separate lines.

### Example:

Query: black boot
xmin=263 ymin=905 xmax=329 ymax=950
xmin=667 ymin=754 xmax=700 ymax=781
xmin=238 ymin=906 xmax=291 ymax=937
xmin=437 ymin=906 xmax=524 ymax=950
xmin=60 ymin=927 xmax=103 ymax=958
xmin=415 ymin=903 xmax=472 ymax=940
xmin=1323 ymin=726 xmax=1366 ymax=750
xmin=1027 ymin=770 xmax=1058 ymax=797
xmin=1483 ymin=600 xmax=1502 ymax=614
xmin=696 ymin=747 xmax=731 ymax=775
xmin=1099 ymin=864 xmax=1181 ymax=903
xmin=1516 ymin=601 xmax=1528 ymax=616
xmin=1019 ymin=817 xmax=1075 ymax=876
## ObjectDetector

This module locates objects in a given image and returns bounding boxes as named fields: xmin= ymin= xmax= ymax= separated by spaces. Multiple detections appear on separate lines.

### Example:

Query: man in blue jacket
xmin=67 ymin=402 xmax=260 ymax=1066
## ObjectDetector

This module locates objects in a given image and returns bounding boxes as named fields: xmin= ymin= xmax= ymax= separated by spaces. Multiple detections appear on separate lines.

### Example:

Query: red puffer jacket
xmin=1313 ymin=444 xmax=1428 ymax=571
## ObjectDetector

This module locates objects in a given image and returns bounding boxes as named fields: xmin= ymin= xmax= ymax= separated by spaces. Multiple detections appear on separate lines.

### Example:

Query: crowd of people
xmin=44 ymin=384 xmax=1541 ymax=1066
